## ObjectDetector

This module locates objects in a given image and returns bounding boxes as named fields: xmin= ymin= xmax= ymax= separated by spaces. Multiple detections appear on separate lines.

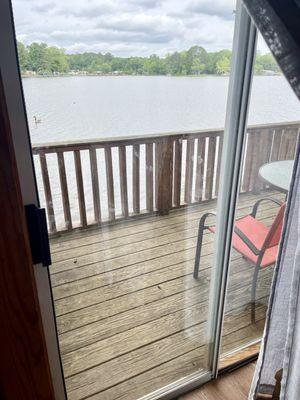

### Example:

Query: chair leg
xmin=251 ymin=264 xmax=260 ymax=323
xmin=193 ymin=217 xmax=208 ymax=279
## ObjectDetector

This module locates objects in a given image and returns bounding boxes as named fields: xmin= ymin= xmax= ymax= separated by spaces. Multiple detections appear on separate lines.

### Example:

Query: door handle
xmin=25 ymin=204 xmax=52 ymax=267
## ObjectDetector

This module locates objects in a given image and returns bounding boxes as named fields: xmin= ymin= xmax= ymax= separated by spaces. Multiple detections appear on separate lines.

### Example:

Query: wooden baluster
xmin=205 ymin=136 xmax=216 ymax=200
xmin=155 ymin=142 xmax=161 ymax=210
xmin=57 ymin=152 xmax=72 ymax=230
xmin=146 ymin=143 xmax=153 ymax=212
xmin=39 ymin=152 xmax=56 ymax=233
xmin=278 ymin=128 xmax=290 ymax=160
xmin=89 ymin=148 xmax=101 ymax=223
xmin=280 ymin=129 xmax=294 ymax=161
xmin=270 ymin=128 xmax=283 ymax=162
xmin=156 ymin=138 xmax=173 ymax=214
xmin=262 ymin=128 xmax=275 ymax=189
xmin=118 ymin=146 xmax=129 ymax=218
xmin=283 ymin=127 xmax=298 ymax=159
xmin=265 ymin=128 xmax=275 ymax=163
xmin=105 ymin=146 xmax=115 ymax=221
xmin=195 ymin=137 xmax=205 ymax=202
xmin=169 ymin=140 xmax=174 ymax=208
xmin=173 ymin=139 xmax=182 ymax=207
xmin=215 ymin=134 xmax=223 ymax=197
xmin=290 ymin=127 xmax=300 ymax=158
xmin=242 ymin=132 xmax=255 ymax=192
xmin=184 ymin=138 xmax=195 ymax=204
xmin=250 ymin=130 xmax=262 ymax=193
xmin=252 ymin=129 xmax=272 ymax=193
xmin=132 ymin=144 xmax=140 ymax=214
xmin=74 ymin=150 xmax=87 ymax=228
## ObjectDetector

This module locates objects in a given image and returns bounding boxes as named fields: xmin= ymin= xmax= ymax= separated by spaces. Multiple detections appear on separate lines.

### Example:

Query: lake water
xmin=22 ymin=75 xmax=300 ymax=228
xmin=23 ymin=75 xmax=300 ymax=144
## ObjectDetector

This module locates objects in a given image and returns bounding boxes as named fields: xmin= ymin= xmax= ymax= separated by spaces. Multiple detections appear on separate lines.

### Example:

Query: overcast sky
xmin=12 ymin=0 xmax=268 ymax=56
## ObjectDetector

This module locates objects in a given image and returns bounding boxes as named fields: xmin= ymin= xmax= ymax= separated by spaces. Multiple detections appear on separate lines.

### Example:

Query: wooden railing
xmin=32 ymin=121 xmax=300 ymax=235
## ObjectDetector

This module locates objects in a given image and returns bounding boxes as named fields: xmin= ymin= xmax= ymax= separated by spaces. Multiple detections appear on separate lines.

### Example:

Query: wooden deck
xmin=179 ymin=362 xmax=256 ymax=400
xmin=49 ymin=190 xmax=284 ymax=400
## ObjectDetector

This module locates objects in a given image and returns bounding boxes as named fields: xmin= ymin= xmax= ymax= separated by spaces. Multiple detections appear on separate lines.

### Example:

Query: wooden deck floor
xmin=49 ymin=191 xmax=283 ymax=400
xmin=179 ymin=362 xmax=256 ymax=400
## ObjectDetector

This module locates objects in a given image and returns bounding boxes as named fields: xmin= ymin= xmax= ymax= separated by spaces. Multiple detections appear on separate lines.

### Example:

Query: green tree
xmin=18 ymin=41 xmax=281 ymax=77
xmin=186 ymin=46 xmax=208 ymax=74
xmin=143 ymin=55 xmax=166 ymax=75
xmin=255 ymin=53 xmax=279 ymax=73
xmin=165 ymin=52 xmax=182 ymax=75
xmin=191 ymin=58 xmax=205 ymax=75
xmin=125 ymin=57 xmax=144 ymax=74
xmin=99 ymin=62 xmax=112 ymax=73
xmin=46 ymin=46 xmax=69 ymax=73
xmin=17 ymin=41 xmax=28 ymax=71
xmin=27 ymin=42 xmax=50 ymax=73
xmin=205 ymin=50 xmax=232 ymax=74
xmin=215 ymin=56 xmax=231 ymax=75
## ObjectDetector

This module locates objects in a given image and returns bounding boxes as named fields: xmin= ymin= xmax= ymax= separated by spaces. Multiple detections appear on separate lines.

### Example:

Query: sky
xmin=12 ymin=0 xmax=268 ymax=56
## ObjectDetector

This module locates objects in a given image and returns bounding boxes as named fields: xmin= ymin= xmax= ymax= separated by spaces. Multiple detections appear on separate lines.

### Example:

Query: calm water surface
xmin=22 ymin=75 xmax=300 ymax=227
xmin=23 ymin=75 xmax=300 ymax=144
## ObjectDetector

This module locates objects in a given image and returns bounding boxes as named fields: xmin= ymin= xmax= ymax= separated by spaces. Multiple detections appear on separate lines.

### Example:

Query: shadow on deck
xmin=49 ymin=190 xmax=284 ymax=400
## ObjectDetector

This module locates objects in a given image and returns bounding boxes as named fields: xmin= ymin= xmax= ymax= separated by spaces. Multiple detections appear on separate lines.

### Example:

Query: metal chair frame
xmin=193 ymin=197 xmax=283 ymax=323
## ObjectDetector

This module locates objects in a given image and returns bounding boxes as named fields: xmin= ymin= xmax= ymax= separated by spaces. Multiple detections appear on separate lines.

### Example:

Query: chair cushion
xmin=209 ymin=215 xmax=279 ymax=268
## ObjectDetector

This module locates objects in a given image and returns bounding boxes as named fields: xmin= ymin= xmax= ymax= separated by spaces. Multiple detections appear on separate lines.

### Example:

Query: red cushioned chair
xmin=193 ymin=198 xmax=286 ymax=322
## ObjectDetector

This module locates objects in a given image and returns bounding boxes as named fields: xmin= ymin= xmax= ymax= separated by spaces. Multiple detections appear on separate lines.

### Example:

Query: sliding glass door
xmin=220 ymin=32 xmax=300 ymax=366
xmin=1 ymin=0 xmax=285 ymax=398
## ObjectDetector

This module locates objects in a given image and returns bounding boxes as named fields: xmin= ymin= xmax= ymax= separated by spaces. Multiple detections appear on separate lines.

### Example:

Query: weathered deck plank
xmin=86 ymin=316 xmax=266 ymax=400
xmin=51 ymin=195 xmax=279 ymax=264
xmin=50 ymin=191 xmax=283 ymax=400
xmin=50 ymin=190 xmax=280 ymax=250
xmin=51 ymin=205 xmax=278 ymax=294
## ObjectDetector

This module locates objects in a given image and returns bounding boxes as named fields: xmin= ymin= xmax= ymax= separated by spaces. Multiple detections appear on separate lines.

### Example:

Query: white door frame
xmin=207 ymin=0 xmax=257 ymax=377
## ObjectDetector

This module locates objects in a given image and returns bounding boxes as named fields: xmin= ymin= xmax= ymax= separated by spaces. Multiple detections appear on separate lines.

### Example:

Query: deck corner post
xmin=156 ymin=137 xmax=173 ymax=215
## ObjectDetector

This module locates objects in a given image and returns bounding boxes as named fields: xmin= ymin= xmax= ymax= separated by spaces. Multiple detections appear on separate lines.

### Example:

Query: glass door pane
xmin=220 ymin=32 xmax=300 ymax=367
xmin=10 ymin=0 xmax=239 ymax=398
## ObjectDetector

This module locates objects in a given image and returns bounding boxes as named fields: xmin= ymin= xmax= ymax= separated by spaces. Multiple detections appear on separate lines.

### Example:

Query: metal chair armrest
xmin=198 ymin=211 xmax=217 ymax=228
xmin=194 ymin=211 xmax=216 ymax=279
xmin=250 ymin=197 xmax=282 ymax=218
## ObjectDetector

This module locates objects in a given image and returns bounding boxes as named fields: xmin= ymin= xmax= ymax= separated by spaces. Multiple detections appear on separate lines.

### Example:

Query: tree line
xmin=17 ymin=41 xmax=280 ymax=76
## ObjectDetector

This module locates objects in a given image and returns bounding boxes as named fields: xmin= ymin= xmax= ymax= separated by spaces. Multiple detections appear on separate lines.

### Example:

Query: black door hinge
xmin=25 ymin=204 xmax=52 ymax=267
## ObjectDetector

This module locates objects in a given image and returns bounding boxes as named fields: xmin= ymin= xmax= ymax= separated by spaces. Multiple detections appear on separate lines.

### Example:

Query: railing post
xmin=156 ymin=137 xmax=173 ymax=215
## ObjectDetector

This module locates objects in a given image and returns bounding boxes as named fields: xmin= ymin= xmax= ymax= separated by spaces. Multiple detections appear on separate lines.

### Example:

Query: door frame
xmin=0 ymin=64 xmax=55 ymax=399
xmin=0 ymin=1 xmax=66 ymax=399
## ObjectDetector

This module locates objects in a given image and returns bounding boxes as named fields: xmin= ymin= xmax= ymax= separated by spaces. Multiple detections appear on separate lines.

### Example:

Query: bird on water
xmin=33 ymin=115 xmax=42 ymax=124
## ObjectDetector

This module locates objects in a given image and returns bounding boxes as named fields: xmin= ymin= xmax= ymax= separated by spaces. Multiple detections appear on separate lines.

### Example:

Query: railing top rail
xmin=32 ymin=121 xmax=300 ymax=153
xmin=32 ymin=128 xmax=222 ymax=153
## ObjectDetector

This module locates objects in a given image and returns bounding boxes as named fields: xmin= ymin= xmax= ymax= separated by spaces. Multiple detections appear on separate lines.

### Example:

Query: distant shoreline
xmin=21 ymin=72 xmax=281 ymax=78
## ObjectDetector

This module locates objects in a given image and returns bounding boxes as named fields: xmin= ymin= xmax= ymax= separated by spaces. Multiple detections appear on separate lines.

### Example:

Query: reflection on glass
xmin=219 ymin=34 xmax=300 ymax=365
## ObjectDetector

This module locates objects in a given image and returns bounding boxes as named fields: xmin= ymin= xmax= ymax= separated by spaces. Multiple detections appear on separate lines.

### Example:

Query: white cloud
xmin=11 ymin=0 xmax=267 ymax=56
xmin=185 ymin=0 xmax=235 ymax=20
